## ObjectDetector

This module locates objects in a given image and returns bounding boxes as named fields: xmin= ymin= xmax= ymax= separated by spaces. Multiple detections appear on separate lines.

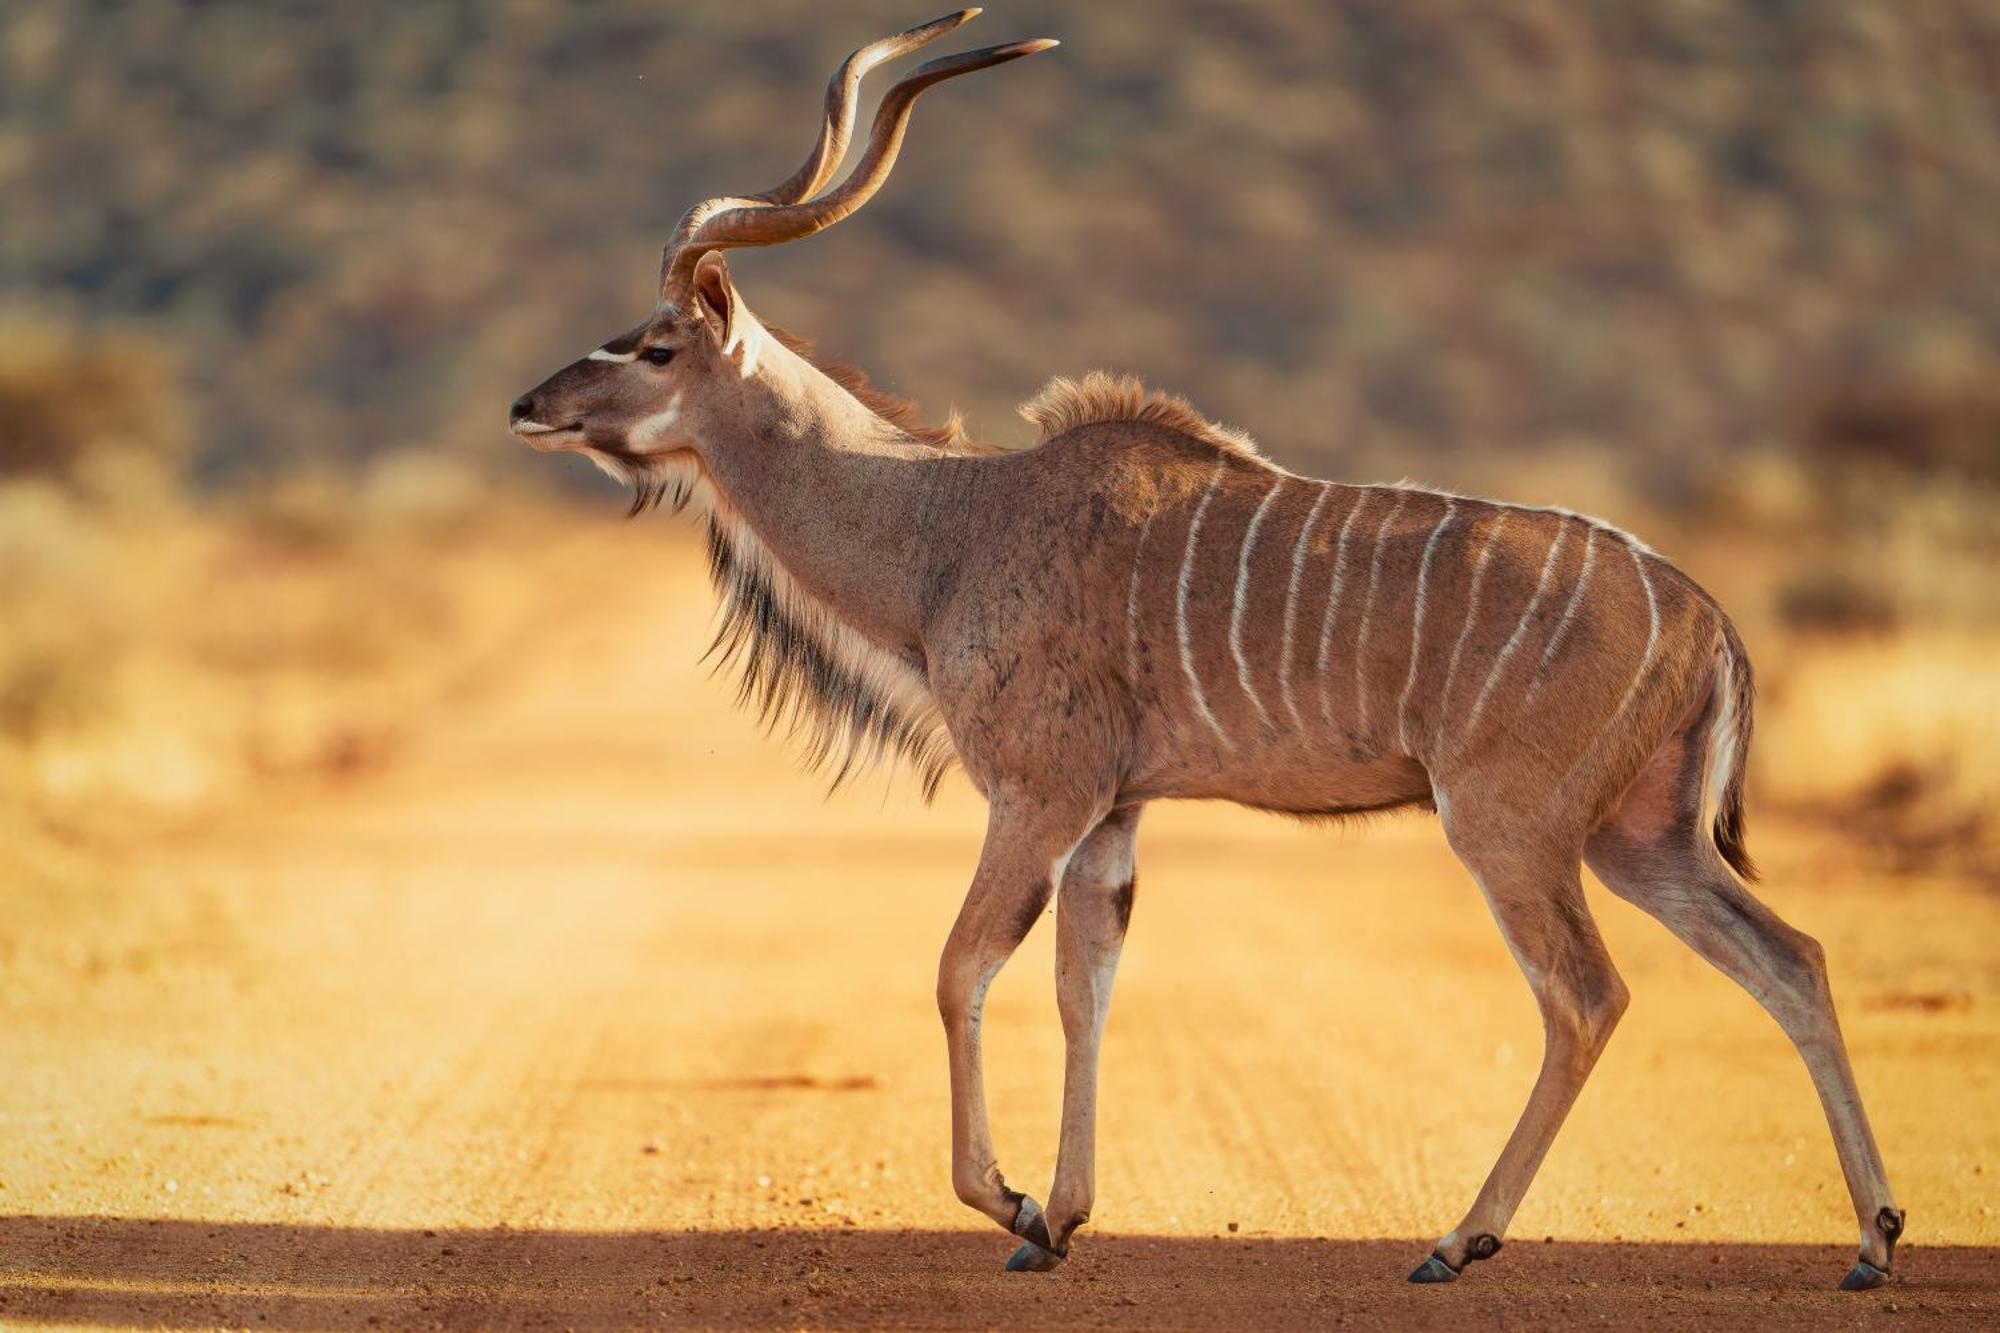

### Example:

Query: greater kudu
xmin=508 ymin=10 xmax=1902 ymax=1290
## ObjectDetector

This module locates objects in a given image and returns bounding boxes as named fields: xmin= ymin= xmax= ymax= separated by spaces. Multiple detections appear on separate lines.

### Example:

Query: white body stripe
xmin=1461 ymin=519 xmax=1570 ymax=750
xmin=1126 ymin=508 xmax=1157 ymax=686
xmin=1406 ymin=485 xmax=1658 ymax=557
xmin=1177 ymin=465 xmax=1229 ymax=743
xmin=1438 ymin=511 xmax=1509 ymax=714
xmin=1316 ymin=488 xmax=1375 ymax=724
xmin=1633 ymin=542 xmax=1660 ymax=656
xmin=1229 ymin=480 xmax=1284 ymax=729
xmin=1351 ymin=490 xmax=1409 ymax=738
xmin=1597 ymin=540 xmax=1662 ymax=722
xmin=1550 ymin=541 xmax=1662 ymax=796
xmin=1278 ymin=485 xmax=1333 ymax=728
xmin=588 ymin=347 xmax=638 ymax=363
xmin=1397 ymin=499 xmax=1458 ymax=753
xmin=1524 ymin=523 xmax=1599 ymax=706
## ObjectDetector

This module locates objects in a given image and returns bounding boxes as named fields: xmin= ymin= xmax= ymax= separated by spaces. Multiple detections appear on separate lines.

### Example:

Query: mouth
xmin=510 ymin=420 xmax=583 ymax=450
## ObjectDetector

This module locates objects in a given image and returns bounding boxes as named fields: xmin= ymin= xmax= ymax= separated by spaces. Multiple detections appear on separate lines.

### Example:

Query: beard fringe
xmin=582 ymin=446 xmax=957 ymax=799
xmin=628 ymin=471 xmax=696 ymax=518
xmin=581 ymin=448 xmax=699 ymax=519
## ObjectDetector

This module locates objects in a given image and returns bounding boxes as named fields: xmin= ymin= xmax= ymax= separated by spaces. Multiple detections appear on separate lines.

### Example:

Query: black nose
xmin=509 ymin=393 xmax=535 ymax=424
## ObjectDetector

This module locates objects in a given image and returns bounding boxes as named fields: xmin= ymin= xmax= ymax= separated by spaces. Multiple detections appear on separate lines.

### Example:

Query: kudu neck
xmin=695 ymin=336 xmax=958 ymax=654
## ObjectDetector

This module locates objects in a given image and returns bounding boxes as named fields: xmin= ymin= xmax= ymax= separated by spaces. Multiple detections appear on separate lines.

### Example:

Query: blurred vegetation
xmin=4 ymin=2 xmax=1997 ymax=483
xmin=0 ymin=1 xmax=1995 ymax=884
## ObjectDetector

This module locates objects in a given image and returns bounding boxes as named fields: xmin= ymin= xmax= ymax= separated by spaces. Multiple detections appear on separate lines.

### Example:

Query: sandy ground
xmin=3 ymin=524 xmax=1996 ymax=1329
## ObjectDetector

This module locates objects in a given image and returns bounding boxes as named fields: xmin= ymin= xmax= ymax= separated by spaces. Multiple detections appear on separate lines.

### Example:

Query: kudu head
xmin=507 ymin=10 xmax=1054 ymax=508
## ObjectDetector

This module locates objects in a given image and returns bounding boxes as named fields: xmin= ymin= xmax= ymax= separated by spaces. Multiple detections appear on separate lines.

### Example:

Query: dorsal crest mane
xmin=766 ymin=326 xmax=973 ymax=452
xmin=1019 ymin=371 xmax=1265 ymax=459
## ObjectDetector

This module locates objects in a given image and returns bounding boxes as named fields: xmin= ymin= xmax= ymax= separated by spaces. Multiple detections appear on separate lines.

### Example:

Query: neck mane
xmin=630 ymin=326 xmax=970 ymax=799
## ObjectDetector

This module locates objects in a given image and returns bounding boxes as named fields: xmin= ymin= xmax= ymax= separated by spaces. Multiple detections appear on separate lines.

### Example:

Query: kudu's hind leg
xmin=1586 ymin=814 xmax=1902 ymax=1289
xmin=937 ymin=790 xmax=1104 ymax=1254
xmin=1007 ymin=804 xmax=1145 ymax=1273
xmin=1412 ymin=820 xmax=1629 ymax=1283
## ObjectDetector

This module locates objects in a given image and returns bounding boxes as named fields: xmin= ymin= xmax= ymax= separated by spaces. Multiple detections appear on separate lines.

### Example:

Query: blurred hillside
xmin=3 ymin=0 xmax=1996 ymax=486
xmin=1 ymin=1 xmax=1997 ymax=887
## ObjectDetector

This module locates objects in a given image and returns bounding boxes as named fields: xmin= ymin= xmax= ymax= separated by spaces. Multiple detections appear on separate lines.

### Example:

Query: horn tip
xmin=901 ymin=10 xmax=981 ymax=45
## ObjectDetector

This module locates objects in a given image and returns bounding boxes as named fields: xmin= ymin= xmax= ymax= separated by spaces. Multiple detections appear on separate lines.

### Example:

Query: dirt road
xmin=4 ymin=525 xmax=1995 ymax=1328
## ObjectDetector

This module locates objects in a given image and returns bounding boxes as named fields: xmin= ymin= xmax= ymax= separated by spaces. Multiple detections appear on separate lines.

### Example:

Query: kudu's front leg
xmin=936 ymin=790 xmax=1103 ymax=1256
xmin=1008 ymin=803 xmax=1145 ymax=1273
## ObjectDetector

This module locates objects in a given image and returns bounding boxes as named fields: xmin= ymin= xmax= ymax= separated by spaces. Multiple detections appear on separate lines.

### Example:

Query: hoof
xmin=1839 ymin=1259 xmax=1890 ymax=1292
xmin=1407 ymin=1253 xmax=1459 ymax=1284
xmin=1007 ymin=1241 xmax=1063 ymax=1273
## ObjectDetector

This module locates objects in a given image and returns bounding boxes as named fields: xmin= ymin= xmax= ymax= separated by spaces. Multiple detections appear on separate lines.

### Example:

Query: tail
xmin=1706 ymin=617 xmax=1758 ymax=882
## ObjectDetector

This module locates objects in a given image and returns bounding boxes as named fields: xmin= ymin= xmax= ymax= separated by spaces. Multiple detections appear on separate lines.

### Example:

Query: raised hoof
xmin=1407 ymin=1253 xmax=1460 ymax=1285
xmin=1839 ymin=1259 xmax=1891 ymax=1292
xmin=1007 ymin=1240 xmax=1063 ymax=1273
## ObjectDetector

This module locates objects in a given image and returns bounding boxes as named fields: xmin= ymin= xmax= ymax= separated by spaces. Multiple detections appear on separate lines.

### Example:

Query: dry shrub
xmin=1757 ymin=632 xmax=1999 ymax=882
xmin=0 ymin=316 xmax=191 ymax=495
xmin=1773 ymin=568 xmax=1898 ymax=636
xmin=1717 ymin=430 xmax=2000 ymax=881
xmin=0 ymin=317 xmax=568 ymax=856
xmin=2 ymin=464 xmax=562 ymax=838
xmin=1801 ymin=373 xmax=2000 ymax=484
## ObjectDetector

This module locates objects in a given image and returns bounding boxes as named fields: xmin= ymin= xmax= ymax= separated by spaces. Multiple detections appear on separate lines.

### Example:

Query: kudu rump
xmin=510 ymin=11 xmax=1902 ymax=1291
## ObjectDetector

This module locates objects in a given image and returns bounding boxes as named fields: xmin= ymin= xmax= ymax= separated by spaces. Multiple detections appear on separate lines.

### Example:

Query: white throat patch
xmin=630 ymin=392 xmax=685 ymax=449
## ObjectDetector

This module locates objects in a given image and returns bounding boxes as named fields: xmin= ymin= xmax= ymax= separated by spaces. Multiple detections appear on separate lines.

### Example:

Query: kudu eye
xmin=643 ymin=346 xmax=675 ymax=367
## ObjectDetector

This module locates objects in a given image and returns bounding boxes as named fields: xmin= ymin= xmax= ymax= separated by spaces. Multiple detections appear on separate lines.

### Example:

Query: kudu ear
xmin=691 ymin=251 xmax=740 ymax=345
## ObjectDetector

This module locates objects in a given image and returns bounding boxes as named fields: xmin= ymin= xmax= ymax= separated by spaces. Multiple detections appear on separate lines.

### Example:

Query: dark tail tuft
xmin=1712 ymin=618 xmax=1758 ymax=882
